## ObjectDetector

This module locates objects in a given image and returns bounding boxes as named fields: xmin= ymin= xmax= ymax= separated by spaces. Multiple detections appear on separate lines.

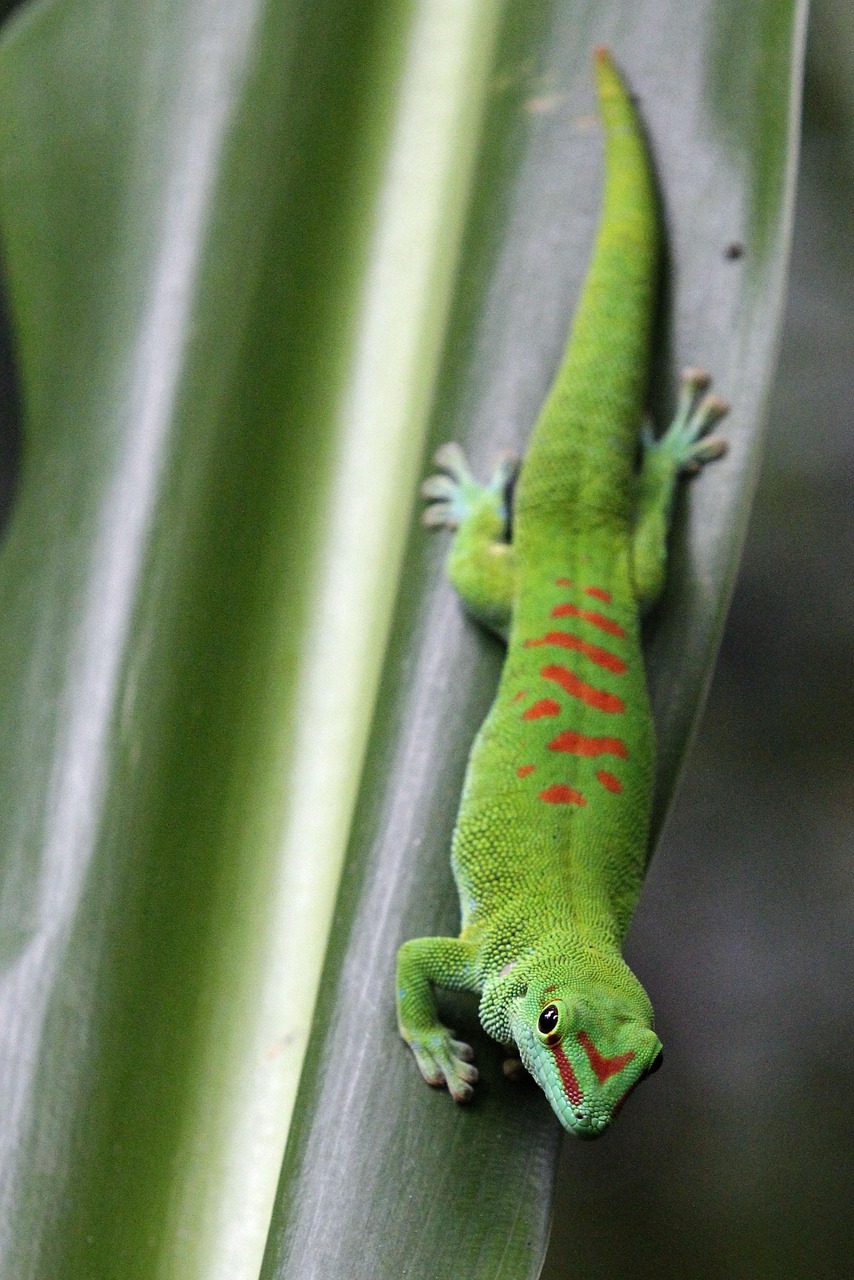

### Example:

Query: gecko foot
xmin=422 ymin=443 xmax=519 ymax=530
xmin=408 ymin=1026 xmax=479 ymax=1102
xmin=643 ymin=367 xmax=729 ymax=475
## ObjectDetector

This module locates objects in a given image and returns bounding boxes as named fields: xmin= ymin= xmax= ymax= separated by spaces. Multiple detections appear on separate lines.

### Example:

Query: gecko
xmin=395 ymin=48 xmax=728 ymax=1137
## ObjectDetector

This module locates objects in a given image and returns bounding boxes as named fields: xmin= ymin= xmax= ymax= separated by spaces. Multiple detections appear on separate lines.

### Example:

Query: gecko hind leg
xmin=631 ymin=368 xmax=728 ymax=610
xmin=423 ymin=443 xmax=518 ymax=640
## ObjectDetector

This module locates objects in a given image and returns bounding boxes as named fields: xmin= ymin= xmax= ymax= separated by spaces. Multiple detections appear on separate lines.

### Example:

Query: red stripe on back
xmin=522 ymin=698 xmax=561 ymax=720
xmin=516 ymin=764 xmax=536 ymax=778
xmin=577 ymin=1030 xmax=635 ymax=1083
xmin=548 ymin=732 xmax=628 ymax=759
xmin=555 ymin=577 xmax=573 ymax=587
xmin=551 ymin=1041 xmax=583 ymax=1105
xmin=551 ymin=603 xmax=626 ymax=639
xmin=524 ymin=632 xmax=627 ymax=674
xmin=584 ymin=586 xmax=612 ymax=603
xmin=542 ymin=665 xmax=625 ymax=713
xmin=596 ymin=769 xmax=623 ymax=793
xmin=539 ymin=784 xmax=586 ymax=805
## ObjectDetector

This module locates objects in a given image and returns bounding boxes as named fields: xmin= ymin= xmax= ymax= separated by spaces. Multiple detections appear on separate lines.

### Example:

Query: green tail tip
xmin=593 ymin=45 xmax=623 ymax=102
xmin=593 ymin=44 xmax=616 ymax=74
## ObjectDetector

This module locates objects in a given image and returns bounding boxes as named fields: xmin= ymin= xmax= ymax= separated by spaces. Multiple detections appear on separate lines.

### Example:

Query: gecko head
xmin=508 ymin=958 xmax=663 ymax=1138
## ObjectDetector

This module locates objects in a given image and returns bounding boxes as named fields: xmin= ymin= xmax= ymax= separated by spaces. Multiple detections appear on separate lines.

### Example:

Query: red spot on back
xmin=551 ymin=603 xmax=626 ymax=639
xmin=555 ymin=577 xmax=574 ymax=587
xmin=516 ymin=764 xmax=535 ymax=778
xmin=584 ymin=586 xmax=612 ymax=603
xmin=539 ymin=784 xmax=587 ymax=805
xmin=512 ymin=690 xmax=527 ymax=703
xmin=577 ymin=1030 xmax=635 ymax=1084
xmin=522 ymin=698 xmax=561 ymax=720
xmin=542 ymin=665 xmax=625 ymax=713
xmin=596 ymin=769 xmax=623 ymax=793
xmin=551 ymin=1041 xmax=583 ymax=1106
xmin=548 ymin=731 xmax=628 ymax=759
xmin=524 ymin=632 xmax=627 ymax=674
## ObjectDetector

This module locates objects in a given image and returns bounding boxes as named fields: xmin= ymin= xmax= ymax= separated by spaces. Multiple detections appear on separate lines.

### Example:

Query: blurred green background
xmin=544 ymin=1 xmax=854 ymax=1275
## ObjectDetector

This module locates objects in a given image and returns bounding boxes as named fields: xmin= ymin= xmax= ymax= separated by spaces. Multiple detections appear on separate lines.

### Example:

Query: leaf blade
xmin=262 ymin=2 xmax=807 ymax=1277
xmin=0 ymin=0 xmax=499 ymax=1274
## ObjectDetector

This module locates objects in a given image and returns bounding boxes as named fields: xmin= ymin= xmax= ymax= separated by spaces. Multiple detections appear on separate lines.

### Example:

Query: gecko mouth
xmin=524 ymin=1026 xmax=655 ymax=1137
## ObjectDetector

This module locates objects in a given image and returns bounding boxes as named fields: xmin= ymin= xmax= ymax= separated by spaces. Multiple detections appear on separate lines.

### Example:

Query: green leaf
xmin=0 ymin=0 xmax=500 ymax=1275
xmin=0 ymin=0 xmax=806 ymax=1278
xmin=262 ymin=2 xmax=808 ymax=1279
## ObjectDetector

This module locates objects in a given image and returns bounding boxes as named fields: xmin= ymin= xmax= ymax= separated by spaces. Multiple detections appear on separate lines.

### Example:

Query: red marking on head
xmin=516 ymin=764 xmax=536 ymax=778
xmin=551 ymin=1041 xmax=583 ymax=1106
xmin=577 ymin=1030 xmax=635 ymax=1084
xmin=551 ymin=603 xmax=625 ymax=639
xmin=543 ymin=985 xmax=557 ymax=995
xmin=522 ymin=698 xmax=561 ymax=720
xmin=548 ymin=731 xmax=628 ymax=759
xmin=512 ymin=690 xmax=527 ymax=703
xmin=539 ymin=784 xmax=587 ymax=805
xmin=524 ymin=633 xmax=627 ymax=674
xmin=584 ymin=586 xmax=612 ymax=603
xmin=555 ymin=577 xmax=573 ymax=587
xmin=542 ymin=665 xmax=625 ymax=714
xmin=596 ymin=769 xmax=623 ymax=793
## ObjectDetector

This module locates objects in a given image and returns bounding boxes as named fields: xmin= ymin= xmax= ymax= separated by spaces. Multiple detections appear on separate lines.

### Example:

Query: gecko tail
xmin=514 ymin=50 xmax=659 ymax=537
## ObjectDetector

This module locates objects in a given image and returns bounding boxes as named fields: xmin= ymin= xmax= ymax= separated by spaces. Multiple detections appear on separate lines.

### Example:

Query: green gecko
xmin=396 ymin=48 xmax=728 ymax=1137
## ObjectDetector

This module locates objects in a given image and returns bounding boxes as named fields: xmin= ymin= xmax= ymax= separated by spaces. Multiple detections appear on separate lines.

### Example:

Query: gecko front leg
xmin=396 ymin=935 xmax=481 ymax=1101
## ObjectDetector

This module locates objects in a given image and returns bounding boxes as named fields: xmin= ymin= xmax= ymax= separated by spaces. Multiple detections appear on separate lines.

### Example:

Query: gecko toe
xmin=450 ymin=1038 xmax=475 ymax=1062
xmin=433 ymin=442 xmax=471 ymax=480
xmin=421 ymin=474 xmax=458 ymax=501
xmin=422 ymin=501 xmax=459 ymax=529
xmin=449 ymin=1079 xmax=475 ymax=1103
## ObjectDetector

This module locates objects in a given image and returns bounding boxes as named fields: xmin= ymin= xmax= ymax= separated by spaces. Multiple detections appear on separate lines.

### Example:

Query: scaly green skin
xmin=397 ymin=49 xmax=727 ymax=1137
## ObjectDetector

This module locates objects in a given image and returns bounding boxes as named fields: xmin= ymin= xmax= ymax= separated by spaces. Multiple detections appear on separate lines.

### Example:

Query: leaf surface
xmin=262 ymin=2 xmax=808 ymax=1278
xmin=0 ymin=0 xmax=497 ymax=1275
xmin=0 ymin=0 xmax=807 ymax=1277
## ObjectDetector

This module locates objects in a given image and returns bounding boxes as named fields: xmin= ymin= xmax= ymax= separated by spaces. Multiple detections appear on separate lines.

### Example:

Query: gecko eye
xmin=537 ymin=1004 xmax=560 ymax=1036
